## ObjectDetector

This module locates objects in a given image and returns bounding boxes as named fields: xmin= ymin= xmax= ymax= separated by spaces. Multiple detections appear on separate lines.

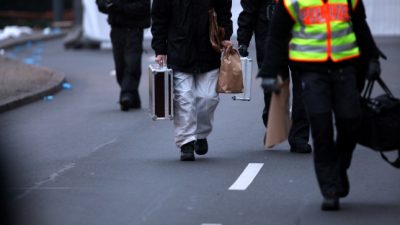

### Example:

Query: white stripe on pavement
xmin=228 ymin=163 xmax=264 ymax=191
xmin=202 ymin=224 xmax=222 ymax=225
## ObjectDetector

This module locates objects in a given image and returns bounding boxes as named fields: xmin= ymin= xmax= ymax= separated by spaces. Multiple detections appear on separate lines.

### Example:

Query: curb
xmin=0 ymin=71 xmax=65 ymax=114
xmin=0 ymin=32 xmax=67 ymax=113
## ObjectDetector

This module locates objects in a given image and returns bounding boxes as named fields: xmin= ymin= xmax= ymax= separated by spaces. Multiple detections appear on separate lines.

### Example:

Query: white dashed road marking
xmin=228 ymin=163 xmax=264 ymax=191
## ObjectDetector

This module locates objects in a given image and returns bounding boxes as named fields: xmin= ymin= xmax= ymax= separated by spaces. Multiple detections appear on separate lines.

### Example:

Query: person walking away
xmin=151 ymin=0 xmax=233 ymax=161
xmin=96 ymin=0 xmax=150 ymax=111
xmin=237 ymin=0 xmax=311 ymax=153
xmin=259 ymin=0 xmax=381 ymax=210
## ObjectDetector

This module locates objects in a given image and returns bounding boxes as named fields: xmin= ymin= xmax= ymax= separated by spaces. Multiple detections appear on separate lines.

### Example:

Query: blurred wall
xmin=364 ymin=0 xmax=400 ymax=36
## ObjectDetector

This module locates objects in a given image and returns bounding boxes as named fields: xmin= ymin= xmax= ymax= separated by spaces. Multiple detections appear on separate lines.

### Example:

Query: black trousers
xmin=110 ymin=27 xmax=144 ymax=101
xmin=299 ymin=66 xmax=361 ymax=197
xmin=262 ymin=71 xmax=310 ymax=147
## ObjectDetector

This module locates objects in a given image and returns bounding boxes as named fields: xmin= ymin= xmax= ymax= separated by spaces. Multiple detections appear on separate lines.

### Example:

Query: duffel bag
xmin=358 ymin=78 xmax=400 ymax=168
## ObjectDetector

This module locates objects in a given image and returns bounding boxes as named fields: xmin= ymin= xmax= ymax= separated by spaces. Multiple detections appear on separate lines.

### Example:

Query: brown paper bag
xmin=264 ymin=76 xmax=292 ymax=149
xmin=217 ymin=46 xmax=244 ymax=93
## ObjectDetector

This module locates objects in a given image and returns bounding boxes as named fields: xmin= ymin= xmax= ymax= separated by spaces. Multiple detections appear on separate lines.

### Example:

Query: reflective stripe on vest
xmin=283 ymin=0 xmax=360 ymax=62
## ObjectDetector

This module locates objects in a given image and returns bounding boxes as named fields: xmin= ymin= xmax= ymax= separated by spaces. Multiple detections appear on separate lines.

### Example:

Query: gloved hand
xmin=238 ymin=45 xmax=249 ymax=57
xmin=261 ymin=78 xmax=280 ymax=94
xmin=366 ymin=58 xmax=381 ymax=81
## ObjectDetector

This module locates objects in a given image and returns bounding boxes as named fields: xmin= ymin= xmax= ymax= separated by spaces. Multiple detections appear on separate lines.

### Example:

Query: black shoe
xmin=339 ymin=170 xmax=350 ymax=198
xmin=120 ymin=97 xmax=132 ymax=111
xmin=321 ymin=196 xmax=340 ymax=211
xmin=290 ymin=144 xmax=312 ymax=154
xmin=195 ymin=139 xmax=208 ymax=155
xmin=130 ymin=98 xmax=141 ymax=109
xmin=131 ymin=93 xmax=141 ymax=109
xmin=180 ymin=141 xmax=195 ymax=161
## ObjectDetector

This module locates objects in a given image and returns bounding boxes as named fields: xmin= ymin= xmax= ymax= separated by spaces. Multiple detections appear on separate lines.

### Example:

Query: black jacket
xmin=258 ymin=0 xmax=379 ymax=78
xmin=96 ymin=0 xmax=151 ymax=28
xmin=237 ymin=0 xmax=274 ymax=66
xmin=151 ymin=0 xmax=233 ymax=74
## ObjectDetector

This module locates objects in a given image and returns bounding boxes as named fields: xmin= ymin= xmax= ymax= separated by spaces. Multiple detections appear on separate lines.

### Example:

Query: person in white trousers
xmin=151 ymin=0 xmax=233 ymax=161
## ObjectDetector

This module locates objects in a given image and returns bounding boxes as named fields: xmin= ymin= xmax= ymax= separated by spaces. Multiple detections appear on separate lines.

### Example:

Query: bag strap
xmin=376 ymin=77 xmax=395 ymax=98
xmin=362 ymin=80 xmax=374 ymax=99
xmin=361 ymin=77 xmax=395 ymax=99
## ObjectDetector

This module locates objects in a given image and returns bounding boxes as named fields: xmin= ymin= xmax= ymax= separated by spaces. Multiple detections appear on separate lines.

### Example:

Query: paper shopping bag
xmin=264 ymin=76 xmax=292 ymax=149
xmin=217 ymin=46 xmax=244 ymax=93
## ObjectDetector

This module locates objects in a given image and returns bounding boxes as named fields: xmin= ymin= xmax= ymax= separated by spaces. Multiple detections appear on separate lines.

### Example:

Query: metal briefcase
xmin=148 ymin=64 xmax=174 ymax=120
xmin=233 ymin=57 xmax=253 ymax=101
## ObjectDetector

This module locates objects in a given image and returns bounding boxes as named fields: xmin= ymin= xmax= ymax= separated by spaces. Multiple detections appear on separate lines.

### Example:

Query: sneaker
xmin=195 ymin=139 xmax=208 ymax=155
xmin=180 ymin=141 xmax=195 ymax=161
xmin=290 ymin=144 xmax=312 ymax=154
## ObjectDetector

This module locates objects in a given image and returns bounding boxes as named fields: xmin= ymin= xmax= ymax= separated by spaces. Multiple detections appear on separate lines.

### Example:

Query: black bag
xmin=358 ymin=78 xmax=400 ymax=168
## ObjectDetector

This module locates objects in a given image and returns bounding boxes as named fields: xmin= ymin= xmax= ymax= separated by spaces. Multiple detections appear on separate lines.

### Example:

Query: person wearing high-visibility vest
xmin=258 ymin=0 xmax=381 ymax=210
xmin=237 ymin=0 xmax=312 ymax=154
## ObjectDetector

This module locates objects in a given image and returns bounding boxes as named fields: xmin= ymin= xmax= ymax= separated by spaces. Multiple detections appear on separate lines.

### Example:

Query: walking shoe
xmin=120 ymin=97 xmax=132 ymax=111
xmin=195 ymin=139 xmax=208 ymax=155
xmin=180 ymin=141 xmax=195 ymax=161
xmin=321 ymin=196 xmax=340 ymax=211
xmin=290 ymin=144 xmax=312 ymax=154
xmin=339 ymin=170 xmax=350 ymax=198
xmin=131 ymin=92 xmax=141 ymax=109
xmin=131 ymin=98 xmax=141 ymax=109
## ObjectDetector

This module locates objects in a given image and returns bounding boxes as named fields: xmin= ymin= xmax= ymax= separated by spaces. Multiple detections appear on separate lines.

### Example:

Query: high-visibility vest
xmin=283 ymin=0 xmax=360 ymax=62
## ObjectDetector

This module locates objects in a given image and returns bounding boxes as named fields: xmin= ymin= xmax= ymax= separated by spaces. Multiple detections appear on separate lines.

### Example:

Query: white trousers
xmin=173 ymin=69 xmax=220 ymax=148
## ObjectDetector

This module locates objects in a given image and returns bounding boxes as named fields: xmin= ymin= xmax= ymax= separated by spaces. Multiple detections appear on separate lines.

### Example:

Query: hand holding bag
xmin=217 ymin=45 xmax=244 ymax=93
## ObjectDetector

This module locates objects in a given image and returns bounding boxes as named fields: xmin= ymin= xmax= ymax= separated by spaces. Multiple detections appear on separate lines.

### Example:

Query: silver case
xmin=233 ymin=57 xmax=253 ymax=101
xmin=148 ymin=64 xmax=174 ymax=120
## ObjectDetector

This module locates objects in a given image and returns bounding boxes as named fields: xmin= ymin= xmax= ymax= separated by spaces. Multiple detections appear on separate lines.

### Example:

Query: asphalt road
xmin=0 ymin=37 xmax=399 ymax=225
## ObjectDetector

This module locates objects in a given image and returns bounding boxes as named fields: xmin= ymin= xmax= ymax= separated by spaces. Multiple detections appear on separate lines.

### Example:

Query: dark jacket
xmin=237 ymin=0 xmax=274 ymax=66
xmin=96 ymin=0 xmax=151 ymax=28
xmin=258 ymin=0 xmax=379 ymax=78
xmin=151 ymin=0 xmax=233 ymax=74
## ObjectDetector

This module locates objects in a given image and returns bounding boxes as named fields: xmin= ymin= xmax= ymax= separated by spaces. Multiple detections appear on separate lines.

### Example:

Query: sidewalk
xmin=0 ymin=31 xmax=66 ymax=113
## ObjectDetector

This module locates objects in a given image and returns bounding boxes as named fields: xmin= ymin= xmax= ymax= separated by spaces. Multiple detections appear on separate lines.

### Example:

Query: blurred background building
xmin=0 ymin=0 xmax=399 ymax=47
xmin=0 ymin=0 xmax=74 ymax=27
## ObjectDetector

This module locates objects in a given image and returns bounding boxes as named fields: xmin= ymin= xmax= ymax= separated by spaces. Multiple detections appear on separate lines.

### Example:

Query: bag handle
xmin=361 ymin=77 xmax=395 ymax=99
xmin=376 ymin=77 xmax=395 ymax=98
xmin=362 ymin=79 xmax=374 ymax=99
